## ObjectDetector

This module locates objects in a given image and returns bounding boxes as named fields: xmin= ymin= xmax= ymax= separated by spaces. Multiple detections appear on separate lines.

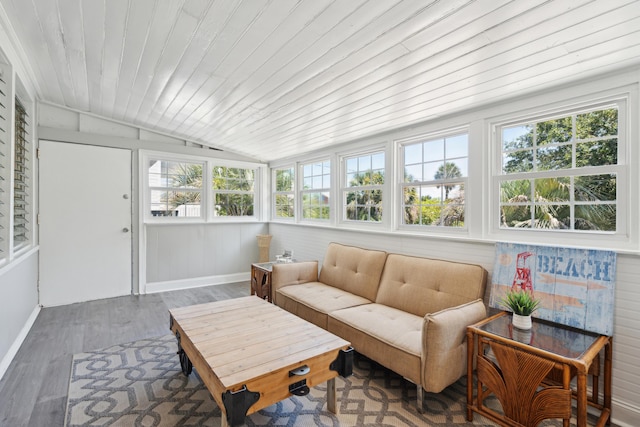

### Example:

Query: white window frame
xmin=339 ymin=147 xmax=387 ymax=228
xmin=145 ymin=154 xmax=206 ymax=221
xmin=142 ymin=151 xmax=263 ymax=223
xmin=299 ymin=158 xmax=332 ymax=222
xmin=488 ymin=93 xmax=632 ymax=248
xmin=397 ymin=128 xmax=469 ymax=232
xmin=211 ymin=164 xmax=259 ymax=220
xmin=272 ymin=165 xmax=295 ymax=221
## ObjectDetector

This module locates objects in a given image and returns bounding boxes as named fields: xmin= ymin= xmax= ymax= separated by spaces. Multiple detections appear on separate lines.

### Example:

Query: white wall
xmin=0 ymin=5 xmax=40 ymax=380
xmin=0 ymin=251 xmax=39 ymax=378
xmin=145 ymin=222 xmax=268 ymax=293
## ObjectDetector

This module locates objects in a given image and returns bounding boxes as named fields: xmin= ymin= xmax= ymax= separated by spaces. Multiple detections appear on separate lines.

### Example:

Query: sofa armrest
xmin=271 ymin=261 xmax=318 ymax=304
xmin=421 ymin=299 xmax=486 ymax=392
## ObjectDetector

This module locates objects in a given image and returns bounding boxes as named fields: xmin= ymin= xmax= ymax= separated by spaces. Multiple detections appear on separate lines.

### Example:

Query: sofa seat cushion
xmin=276 ymin=282 xmax=371 ymax=329
xmin=328 ymin=303 xmax=422 ymax=384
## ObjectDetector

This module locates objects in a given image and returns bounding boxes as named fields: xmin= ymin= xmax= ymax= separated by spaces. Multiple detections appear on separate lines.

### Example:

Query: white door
xmin=39 ymin=141 xmax=132 ymax=306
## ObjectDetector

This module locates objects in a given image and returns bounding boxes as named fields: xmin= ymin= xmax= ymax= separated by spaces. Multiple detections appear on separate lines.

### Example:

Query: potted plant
xmin=500 ymin=289 xmax=541 ymax=330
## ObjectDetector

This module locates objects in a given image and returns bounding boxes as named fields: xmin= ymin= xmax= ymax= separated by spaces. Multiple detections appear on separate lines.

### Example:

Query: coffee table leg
xmin=327 ymin=378 xmax=337 ymax=414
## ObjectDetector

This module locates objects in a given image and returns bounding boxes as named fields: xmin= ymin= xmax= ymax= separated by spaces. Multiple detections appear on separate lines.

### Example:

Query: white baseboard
xmin=144 ymin=272 xmax=249 ymax=294
xmin=612 ymin=397 xmax=640 ymax=427
xmin=0 ymin=304 xmax=40 ymax=381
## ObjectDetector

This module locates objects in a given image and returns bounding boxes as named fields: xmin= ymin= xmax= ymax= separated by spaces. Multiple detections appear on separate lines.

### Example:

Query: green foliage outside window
xmin=500 ymin=108 xmax=618 ymax=231
xmin=149 ymin=161 xmax=202 ymax=217
xmin=274 ymin=168 xmax=294 ymax=218
xmin=402 ymin=134 xmax=468 ymax=227
xmin=345 ymin=171 xmax=384 ymax=221
xmin=302 ymin=160 xmax=330 ymax=220
xmin=212 ymin=166 xmax=255 ymax=216
xmin=344 ymin=152 xmax=384 ymax=222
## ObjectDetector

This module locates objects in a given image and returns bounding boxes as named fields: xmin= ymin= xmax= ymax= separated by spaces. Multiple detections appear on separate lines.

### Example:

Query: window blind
xmin=0 ymin=76 xmax=7 ymax=255
xmin=14 ymin=97 xmax=29 ymax=248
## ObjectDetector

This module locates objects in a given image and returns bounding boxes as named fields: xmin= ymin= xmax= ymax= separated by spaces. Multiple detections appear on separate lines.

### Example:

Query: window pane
xmin=345 ymin=189 xmax=382 ymax=222
xmin=503 ymin=150 xmax=533 ymax=173
xmin=576 ymin=109 xmax=617 ymax=138
xmin=404 ymin=143 xmax=422 ymax=163
xmin=501 ymin=205 xmax=532 ymax=228
xmin=534 ymin=177 xmax=571 ymax=202
xmin=358 ymin=155 xmax=371 ymax=171
xmin=534 ymin=204 xmax=570 ymax=229
xmin=404 ymin=164 xmax=422 ymax=182
xmin=302 ymin=191 xmax=329 ymax=219
xmin=302 ymin=160 xmax=330 ymax=191
xmin=275 ymin=168 xmax=294 ymax=192
xmin=149 ymin=161 xmax=203 ymax=189
xmin=500 ymin=180 xmax=531 ymax=203
xmin=575 ymin=204 xmax=616 ymax=231
xmin=212 ymin=166 xmax=254 ymax=190
xmin=576 ymin=139 xmax=617 ymax=167
xmin=536 ymin=145 xmax=572 ymax=170
xmin=150 ymin=190 xmax=201 ymax=217
xmin=446 ymin=134 xmax=468 ymax=158
xmin=372 ymin=152 xmax=385 ymax=169
xmin=323 ymin=173 xmax=331 ymax=188
xmin=441 ymin=202 xmax=464 ymax=227
xmin=574 ymin=174 xmax=616 ymax=202
xmin=346 ymin=158 xmax=357 ymax=174
xmin=423 ymin=138 xmax=444 ymax=161
xmin=215 ymin=193 xmax=253 ymax=216
xmin=424 ymin=161 xmax=443 ymax=182
xmin=503 ymin=125 xmax=533 ymax=150
xmin=275 ymin=194 xmax=294 ymax=218
xmin=536 ymin=117 xmax=572 ymax=145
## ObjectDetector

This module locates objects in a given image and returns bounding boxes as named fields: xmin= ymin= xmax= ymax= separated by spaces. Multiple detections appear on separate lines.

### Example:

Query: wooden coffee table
xmin=169 ymin=296 xmax=353 ymax=427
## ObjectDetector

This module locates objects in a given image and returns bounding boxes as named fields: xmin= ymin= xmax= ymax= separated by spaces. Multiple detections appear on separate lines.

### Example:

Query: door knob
xmin=123 ymin=227 xmax=130 ymax=233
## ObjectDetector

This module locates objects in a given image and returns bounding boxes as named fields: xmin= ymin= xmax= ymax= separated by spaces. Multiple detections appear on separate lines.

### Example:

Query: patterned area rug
xmin=64 ymin=334 xmax=573 ymax=426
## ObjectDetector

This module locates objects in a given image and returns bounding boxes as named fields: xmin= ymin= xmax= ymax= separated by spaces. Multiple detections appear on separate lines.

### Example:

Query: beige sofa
xmin=271 ymin=242 xmax=488 ymax=410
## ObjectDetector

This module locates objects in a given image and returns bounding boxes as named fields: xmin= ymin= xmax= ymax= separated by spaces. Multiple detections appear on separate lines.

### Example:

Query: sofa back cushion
xmin=376 ymin=254 xmax=487 ymax=317
xmin=318 ymin=243 xmax=387 ymax=301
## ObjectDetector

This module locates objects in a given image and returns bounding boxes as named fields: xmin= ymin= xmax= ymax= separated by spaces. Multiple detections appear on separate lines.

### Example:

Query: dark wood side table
xmin=250 ymin=262 xmax=274 ymax=302
xmin=466 ymin=311 xmax=612 ymax=427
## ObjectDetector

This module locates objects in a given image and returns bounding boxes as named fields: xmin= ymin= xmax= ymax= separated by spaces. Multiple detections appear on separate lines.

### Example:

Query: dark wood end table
xmin=251 ymin=262 xmax=275 ymax=302
xmin=466 ymin=311 xmax=612 ymax=427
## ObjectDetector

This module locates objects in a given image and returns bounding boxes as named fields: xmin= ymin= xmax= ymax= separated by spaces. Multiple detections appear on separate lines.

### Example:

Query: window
xmin=212 ymin=166 xmax=255 ymax=217
xmin=400 ymin=132 xmax=468 ymax=227
xmin=0 ymin=74 xmax=7 ymax=258
xmin=13 ymin=97 xmax=30 ymax=250
xmin=497 ymin=105 xmax=619 ymax=232
xmin=301 ymin=159 xmax=331 ymax=220
xmin=273 ymin=167 xmax=294 ymax=219
xmin=148 ymin=159 xmax=203 ymax=217
xmin=343 ymin=151 xmax=384 ymax=222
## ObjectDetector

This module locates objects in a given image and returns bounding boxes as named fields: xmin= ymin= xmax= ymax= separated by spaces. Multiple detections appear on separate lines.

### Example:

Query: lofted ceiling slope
xmin=1 ymin=0 xmax=639 ymax=162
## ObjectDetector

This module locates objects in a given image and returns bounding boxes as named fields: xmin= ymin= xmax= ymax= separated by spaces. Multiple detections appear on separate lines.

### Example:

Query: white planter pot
xmin=512 ymin=313 xmax=532 ymax=330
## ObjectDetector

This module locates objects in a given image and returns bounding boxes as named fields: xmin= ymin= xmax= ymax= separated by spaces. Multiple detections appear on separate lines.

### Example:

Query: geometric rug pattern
xmin=64 ymin=334 xmax=576 ymax=426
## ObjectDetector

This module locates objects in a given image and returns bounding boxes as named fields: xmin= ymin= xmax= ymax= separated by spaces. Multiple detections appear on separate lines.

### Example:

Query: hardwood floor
xmin=0 ymin=282 xmax=250 ymax=427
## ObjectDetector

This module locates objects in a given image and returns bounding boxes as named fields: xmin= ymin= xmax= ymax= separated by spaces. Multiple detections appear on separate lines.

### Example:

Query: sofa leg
xmin=416 ymin=385 xmax=424 ymax=413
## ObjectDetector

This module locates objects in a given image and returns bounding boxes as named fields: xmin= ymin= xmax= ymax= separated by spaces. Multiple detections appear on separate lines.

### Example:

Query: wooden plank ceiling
xmin=1 ymin=0 xmax=639 ymax=162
